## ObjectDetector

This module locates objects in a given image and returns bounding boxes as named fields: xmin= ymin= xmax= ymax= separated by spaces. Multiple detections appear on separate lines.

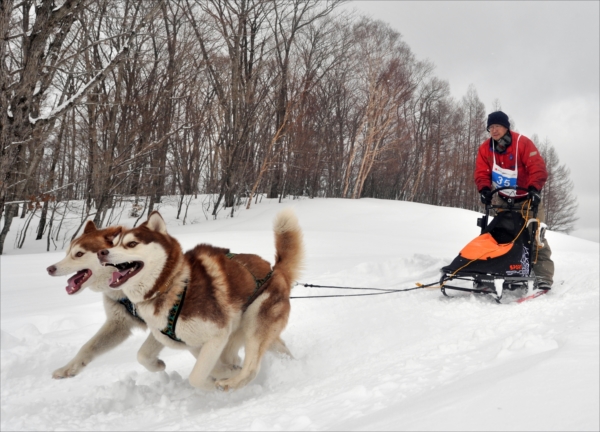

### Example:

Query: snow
xmin=1 ymin=197 xmax=598 ymax=431
xmin=33 ymin=80 xmax=41 ymax=97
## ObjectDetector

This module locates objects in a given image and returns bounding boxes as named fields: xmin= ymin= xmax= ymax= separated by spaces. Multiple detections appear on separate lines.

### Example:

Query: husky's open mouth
xmin=66 ymin=269 xmax=92 ymax=295
xmin=105 ymin=261 xmax=144 ymax=288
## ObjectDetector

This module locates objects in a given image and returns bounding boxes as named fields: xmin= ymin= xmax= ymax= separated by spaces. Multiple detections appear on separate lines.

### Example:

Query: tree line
xmin=0 ymin=0 xmax=577 ymax=254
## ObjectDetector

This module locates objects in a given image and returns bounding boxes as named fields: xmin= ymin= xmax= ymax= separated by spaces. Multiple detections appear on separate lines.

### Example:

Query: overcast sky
xmin=347 ymin=1 xmax=599 ymax=242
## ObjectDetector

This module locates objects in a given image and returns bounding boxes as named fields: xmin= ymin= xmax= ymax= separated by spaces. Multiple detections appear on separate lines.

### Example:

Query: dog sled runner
xmin=439 ymin=187 xmax=548 ymax=303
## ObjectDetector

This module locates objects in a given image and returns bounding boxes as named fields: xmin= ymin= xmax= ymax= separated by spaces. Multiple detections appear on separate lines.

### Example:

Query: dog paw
xmin=216 ymin=383 xmax=229 ymax=392
xmin=52 ymin=371 xmax=70 ymax=379
xmin=155 ymin=359 xmax=166 ymax=371
xmin=142 ymin=358 xmax=166 ymax=373
xmin=215 ymin=378 xmax=238 ymax=391
xmin=190 ymin=378 xmax=219 ymax=391
xmin=215 ymin=369 xmax=256 ymax=390
xmin=220 ymin=353 xmax=242 ymax=367
xmin=52 ymin=363 xmax=83 ymax=379
xmin=210 ymin=363 xmax=241 ymax=380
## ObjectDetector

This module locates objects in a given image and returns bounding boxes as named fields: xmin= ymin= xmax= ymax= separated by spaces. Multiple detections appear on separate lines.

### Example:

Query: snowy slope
xmin=1 ymin=197 xmax=599 ymax=431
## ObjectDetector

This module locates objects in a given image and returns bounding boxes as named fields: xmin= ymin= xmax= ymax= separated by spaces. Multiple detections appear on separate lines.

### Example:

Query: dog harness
xmin=160 ymin=283 xmax=188 ymax=343
xmin=118 ymin=298 xmax=145 ymax=323
xmin=158 ymin=253 xmax=273 ymax=342
xmin=226 ymin=252 xmax=274 ymax=310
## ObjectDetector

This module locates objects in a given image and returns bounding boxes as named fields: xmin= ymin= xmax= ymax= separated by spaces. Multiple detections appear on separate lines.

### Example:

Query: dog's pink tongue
xmin=66 ymin=278 xmax=79 ymax=295
xmin=111 ymin=269 xmax=129 ymax=286
xmin=66 ymin=270 xmax=88 ymax=295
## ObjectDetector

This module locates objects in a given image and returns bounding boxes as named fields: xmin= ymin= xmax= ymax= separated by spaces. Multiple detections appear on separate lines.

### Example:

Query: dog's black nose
xmin=98 ymin=249 xmax=109 ymax=257
xmin=47 ymin=265 xmax=57 ymax=275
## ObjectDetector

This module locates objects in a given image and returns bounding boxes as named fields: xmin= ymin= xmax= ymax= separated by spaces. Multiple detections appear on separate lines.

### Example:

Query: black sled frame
xmin=440 ymin=187 xmax=545 ymax=303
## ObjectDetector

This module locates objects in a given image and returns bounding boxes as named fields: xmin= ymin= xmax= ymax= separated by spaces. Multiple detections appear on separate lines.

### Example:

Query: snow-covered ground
xmin=1 ymin=197 xmax=598 ymax=431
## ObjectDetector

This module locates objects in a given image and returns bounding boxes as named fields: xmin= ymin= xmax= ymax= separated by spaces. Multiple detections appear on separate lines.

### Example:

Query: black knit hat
xmin=486 ymin=111 xmax=510 ymax=131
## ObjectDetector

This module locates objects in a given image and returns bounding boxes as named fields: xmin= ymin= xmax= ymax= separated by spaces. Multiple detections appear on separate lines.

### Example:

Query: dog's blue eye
xmin=75 ymin=252 xmax=84 ymax=257
xmin=128 ymin=242 xmax=138 ymax=248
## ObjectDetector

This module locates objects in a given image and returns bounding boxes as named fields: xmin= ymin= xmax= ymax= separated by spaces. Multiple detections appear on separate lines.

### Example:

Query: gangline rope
xmin=290 ymin=281 xmax=439 ymax=299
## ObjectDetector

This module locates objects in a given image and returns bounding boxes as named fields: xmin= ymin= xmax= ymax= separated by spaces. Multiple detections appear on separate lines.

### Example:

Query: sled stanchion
xmin=526 ymin=279 xmax=535 ymax=296
xmin=477 ymin=204 xmax=490 ymax=234
xmin=494 ymin=279 xmax=504 ymax=303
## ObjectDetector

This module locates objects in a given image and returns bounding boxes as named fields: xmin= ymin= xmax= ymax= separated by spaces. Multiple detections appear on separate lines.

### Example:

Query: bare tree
xmin=266 ymin=0 xmax=341 ymax=199
xmin=0 ymin=0 xmax=162 ymax=253
xmin=184 ymin=0 xmax=276 ymax=216
xmin=537 ymin=138 xmax=579 ymax=232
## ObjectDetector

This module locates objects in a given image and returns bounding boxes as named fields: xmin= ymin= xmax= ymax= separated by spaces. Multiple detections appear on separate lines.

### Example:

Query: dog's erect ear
xmin=104 ymin=227 xmax=122 ymax=245
xmin=83 ymin=220 xmax=97 ymax=234
xmin=147 ymin=211 xmax=167 ymax=234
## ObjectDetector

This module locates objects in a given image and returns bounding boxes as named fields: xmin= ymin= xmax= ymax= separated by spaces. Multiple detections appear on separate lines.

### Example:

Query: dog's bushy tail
xmin=272 ymin=209 xmax=304 ymax=288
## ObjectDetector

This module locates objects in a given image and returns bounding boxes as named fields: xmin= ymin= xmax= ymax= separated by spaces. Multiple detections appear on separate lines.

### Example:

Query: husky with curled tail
xmin=217 ymin=208 xmax=304 ymax=390
xmin=98 ymin=208 xmax=303 ymax=390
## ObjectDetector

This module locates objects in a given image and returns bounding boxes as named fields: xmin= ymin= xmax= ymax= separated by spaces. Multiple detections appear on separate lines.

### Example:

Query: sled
xmin=439 ymin=187 xmax=547 ymax=303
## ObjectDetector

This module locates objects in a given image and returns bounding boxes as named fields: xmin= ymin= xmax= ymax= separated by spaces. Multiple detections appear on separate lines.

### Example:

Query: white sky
xmin=347 ymin=0 xmax=600 ymax=242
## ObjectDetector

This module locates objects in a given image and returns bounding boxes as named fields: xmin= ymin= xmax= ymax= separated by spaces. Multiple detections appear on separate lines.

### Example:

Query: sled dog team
xmin=47 ymin=209 xmax=303 ymax=391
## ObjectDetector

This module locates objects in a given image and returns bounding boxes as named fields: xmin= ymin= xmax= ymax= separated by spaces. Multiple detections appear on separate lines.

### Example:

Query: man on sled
xmin=475 ymin=110 xmax=554 ymax=290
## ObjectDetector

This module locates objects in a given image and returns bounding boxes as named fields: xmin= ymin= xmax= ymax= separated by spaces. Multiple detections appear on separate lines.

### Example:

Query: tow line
xmin=290 ymin=281 xmax=439 ymax=299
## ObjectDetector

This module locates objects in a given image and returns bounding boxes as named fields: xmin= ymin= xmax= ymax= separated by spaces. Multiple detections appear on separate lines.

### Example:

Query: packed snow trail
xmin=1 ymin=197 xmax=598 ymax=431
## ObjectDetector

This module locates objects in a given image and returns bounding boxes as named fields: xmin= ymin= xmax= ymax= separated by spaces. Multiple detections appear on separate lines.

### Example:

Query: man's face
xmin=489 ymin=124 xmax=508 ymax=141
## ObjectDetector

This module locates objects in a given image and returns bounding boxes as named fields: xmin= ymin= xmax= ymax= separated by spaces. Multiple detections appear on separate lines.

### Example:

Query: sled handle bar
xmin=478 ymin=186 xmax=539 ymax=234
xmin=485 ymin=186 xmax=539 ymax=213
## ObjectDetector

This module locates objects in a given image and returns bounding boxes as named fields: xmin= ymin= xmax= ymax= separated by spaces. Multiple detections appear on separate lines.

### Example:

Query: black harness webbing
xmin=226 ymin=252 xmax=274 ymax=311
xmin=118 ymin=298 xmax=145 ymax=323
xmin=160 ymin=283 xmax=188 ymax=343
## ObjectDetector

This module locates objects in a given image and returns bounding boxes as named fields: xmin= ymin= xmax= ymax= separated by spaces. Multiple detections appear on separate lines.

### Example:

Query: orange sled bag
xmin=441 ymin=210 xmax=531 ymax=278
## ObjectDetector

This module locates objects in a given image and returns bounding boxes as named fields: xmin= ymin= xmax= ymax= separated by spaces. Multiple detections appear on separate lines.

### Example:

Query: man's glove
xmin=528 ymin=187 xmax=542 ymax=206
xmin=479 ymin=187 xmax=492 ymax=204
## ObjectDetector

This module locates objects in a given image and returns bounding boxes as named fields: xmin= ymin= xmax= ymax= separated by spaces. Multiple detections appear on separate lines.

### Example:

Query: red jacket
xmin=474 ymin=131 xmax=548 ymax=193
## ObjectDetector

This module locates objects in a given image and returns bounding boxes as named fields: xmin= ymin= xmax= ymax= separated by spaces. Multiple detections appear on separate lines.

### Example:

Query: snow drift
xmin=1 ymin=197 xmax=598 ymax=431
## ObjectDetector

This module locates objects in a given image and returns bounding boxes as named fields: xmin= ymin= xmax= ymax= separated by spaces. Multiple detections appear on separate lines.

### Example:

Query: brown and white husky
xmin=46 ymin=221 xmax=168 ymax=378
xmin=97 ymin=209 xmax=303 ymax=390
